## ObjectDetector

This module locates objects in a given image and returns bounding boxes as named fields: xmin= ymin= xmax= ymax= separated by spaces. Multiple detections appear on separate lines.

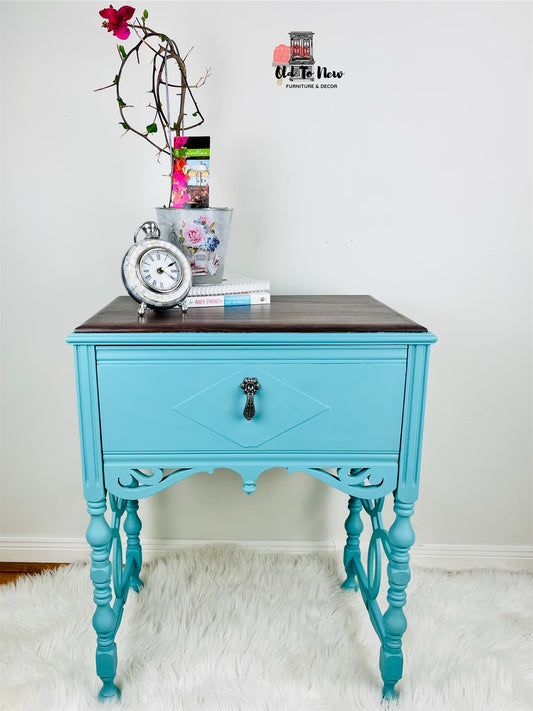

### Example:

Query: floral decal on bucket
xmin=178 ymin=216 xmax=221 ymax=276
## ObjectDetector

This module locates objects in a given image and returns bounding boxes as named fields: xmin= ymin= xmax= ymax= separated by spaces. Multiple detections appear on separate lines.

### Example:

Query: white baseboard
xmin=0 ymin=537 xmax=335 ymax=564
xmin=1 ymin=537 xmax=531 ymax=572
xmin=407 ymin=542 xmax=533 ymax=572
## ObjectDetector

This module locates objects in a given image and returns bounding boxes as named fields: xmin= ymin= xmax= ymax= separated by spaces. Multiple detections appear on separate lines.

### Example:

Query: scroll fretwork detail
xmin=106 ymin=467 xmax=215 ymax=499
xmin=292 ymin=465 xmax=397 ymax=498
xmin=105 ymin=463 xmax=398 ymax=499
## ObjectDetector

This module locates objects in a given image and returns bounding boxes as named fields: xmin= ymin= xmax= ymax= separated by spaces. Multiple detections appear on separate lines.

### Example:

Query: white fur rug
xmin=1 ymin=546 xmax=532 ymax=711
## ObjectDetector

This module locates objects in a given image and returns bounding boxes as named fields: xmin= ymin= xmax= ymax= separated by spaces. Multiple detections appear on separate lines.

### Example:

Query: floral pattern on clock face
xmin=139 ymin=248 xmax=182 ymax=292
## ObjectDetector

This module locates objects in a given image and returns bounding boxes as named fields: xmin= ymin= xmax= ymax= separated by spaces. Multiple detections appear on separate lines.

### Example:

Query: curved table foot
xmin=98 ymin=682 xmax=121 ymax=702
xmin=382 ymin=684 xmax=399 ymax=702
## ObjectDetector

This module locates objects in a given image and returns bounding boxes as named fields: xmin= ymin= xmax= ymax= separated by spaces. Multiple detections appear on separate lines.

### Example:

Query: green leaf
xmin=160 ymin=34 xmax=167 ymax=42
xmin=113 ymin=75 xmax=119 ymax=85
xmin=120 ymin=121 xmax=130 ymax=130
xmin=142 ymin=9 xmax=148 ymax=20
xmin=146 ymin=123 xmax=158 ymax=134
xmin=118 ymin=45 xmax=127 ymax=60
xmin=117 ymin=97 xmax=126 ymax=107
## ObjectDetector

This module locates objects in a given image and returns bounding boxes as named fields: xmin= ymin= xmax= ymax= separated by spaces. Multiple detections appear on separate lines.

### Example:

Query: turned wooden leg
xmin=341 ymin=496 xmax=363 ymax=591
xmin=124 ymin=498 xmax=143 ymax=592
xmin=379 ymin=497 xmax=415 ymax=701
xmin=86 ymin=497 xmax=120 ymax=701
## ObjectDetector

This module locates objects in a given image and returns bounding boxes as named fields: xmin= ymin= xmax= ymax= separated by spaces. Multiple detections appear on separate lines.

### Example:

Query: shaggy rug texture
xmin=0 ymin=546 xmax=532 ymax=711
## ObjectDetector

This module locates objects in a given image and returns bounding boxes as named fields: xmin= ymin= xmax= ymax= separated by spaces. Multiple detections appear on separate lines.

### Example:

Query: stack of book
xmin=182 ymin=276 xmax=270 ymax=309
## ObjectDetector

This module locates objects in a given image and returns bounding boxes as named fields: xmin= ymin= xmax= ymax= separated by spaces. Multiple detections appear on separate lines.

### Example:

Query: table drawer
xmin=96 ymin=345 xmax=407 ymax=455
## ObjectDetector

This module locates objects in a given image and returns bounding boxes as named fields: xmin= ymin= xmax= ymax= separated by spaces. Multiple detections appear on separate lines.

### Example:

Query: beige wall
xmin=1 ymin=2 xmax=531 ymax=568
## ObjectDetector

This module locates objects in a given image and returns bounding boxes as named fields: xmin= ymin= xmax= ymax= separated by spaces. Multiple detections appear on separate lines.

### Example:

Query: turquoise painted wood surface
xmin=96 ymin=345 xmax=407 ymax=453
xmin=67 ymin=296 xmax=436 ymax=702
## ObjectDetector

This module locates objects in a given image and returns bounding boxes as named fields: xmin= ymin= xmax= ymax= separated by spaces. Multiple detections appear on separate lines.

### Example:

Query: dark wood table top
xmin=74 ymin=295 xmax=428 ymax=333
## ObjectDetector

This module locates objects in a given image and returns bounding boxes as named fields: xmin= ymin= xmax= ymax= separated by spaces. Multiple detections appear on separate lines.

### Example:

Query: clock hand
xmin=156 ymin=265 xmax=176 ymax=277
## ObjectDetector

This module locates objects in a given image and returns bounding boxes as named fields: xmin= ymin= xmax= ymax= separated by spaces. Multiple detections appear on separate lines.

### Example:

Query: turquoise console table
xmin=67 ymin=295 xmax=436 ymax=702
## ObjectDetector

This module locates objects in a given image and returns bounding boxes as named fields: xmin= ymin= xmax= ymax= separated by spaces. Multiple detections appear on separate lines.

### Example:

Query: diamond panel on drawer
xmin=173 ymin=367 xmax=330 ymax=448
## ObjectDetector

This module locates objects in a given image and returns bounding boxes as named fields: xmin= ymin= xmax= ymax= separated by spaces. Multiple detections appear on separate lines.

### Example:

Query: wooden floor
xmin=0 ymin=562 xmax=69 ymax=586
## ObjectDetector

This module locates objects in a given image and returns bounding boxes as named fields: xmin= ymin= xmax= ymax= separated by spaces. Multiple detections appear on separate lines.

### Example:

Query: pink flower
xmin=99 ymin=5 xmax=135 ymax=40
xmin=171 ymin=186 xmax=188 ymax=208
xmin=174 ymin=136 xmax=188 ymax=149
xmin=183 ymin=223 xmax=205 ymax=247
xmin=172 ymin=171 xmax=188 ymax=186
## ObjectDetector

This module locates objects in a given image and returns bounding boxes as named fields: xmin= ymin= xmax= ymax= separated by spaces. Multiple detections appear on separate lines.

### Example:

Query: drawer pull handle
xmin=240 ymin=377 xmax=261 ymax=420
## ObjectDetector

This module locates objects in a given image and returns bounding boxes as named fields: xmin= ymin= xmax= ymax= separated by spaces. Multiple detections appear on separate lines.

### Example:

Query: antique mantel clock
xmin=122 ymin=221 xmax=192 ymax=315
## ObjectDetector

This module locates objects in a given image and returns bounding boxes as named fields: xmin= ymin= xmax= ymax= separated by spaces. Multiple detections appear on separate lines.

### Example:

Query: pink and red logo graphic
xmin=272 ymin=31 xmax=344 ymax=88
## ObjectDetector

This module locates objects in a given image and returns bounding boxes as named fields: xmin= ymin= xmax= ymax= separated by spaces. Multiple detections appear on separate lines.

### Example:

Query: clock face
xmin=139 ymin=248 xmax=182 ymax=292
xmin=122 ymin=239 xmax=192 ymax=309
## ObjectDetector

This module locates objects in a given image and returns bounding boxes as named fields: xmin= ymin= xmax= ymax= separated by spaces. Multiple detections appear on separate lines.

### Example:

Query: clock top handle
xmin=134 ymin=221 xmax=160 ymax=243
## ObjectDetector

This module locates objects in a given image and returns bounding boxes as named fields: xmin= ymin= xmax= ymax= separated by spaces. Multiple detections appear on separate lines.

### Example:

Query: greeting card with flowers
xmin=172 ymin=135 xmax=210 ymax=208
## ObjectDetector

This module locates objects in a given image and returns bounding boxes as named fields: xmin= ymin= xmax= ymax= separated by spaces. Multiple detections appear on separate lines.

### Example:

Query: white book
xmin=183 ymin=292 xmax=271 ymax=309
xmin=188 ymin=276 xmax=270 ymax=297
